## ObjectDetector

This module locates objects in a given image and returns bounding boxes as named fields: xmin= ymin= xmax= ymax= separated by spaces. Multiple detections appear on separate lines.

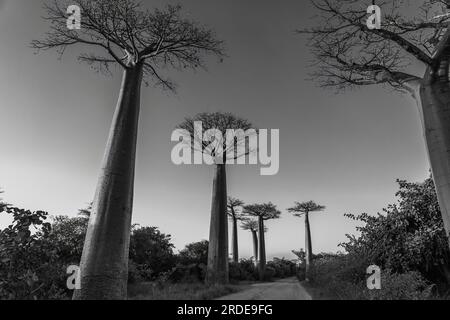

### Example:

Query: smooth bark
xmin=417 ymin=30 xmax=450 ymax=243
xmin=206 ymin=164 xmax=229 ymax=284
xmin=258 ymin=216 xmax=266 ymax=280
xmin=304 ymin=212 xmax=313 ymax=278
xmin=251 ymin=230 xmax=258 ymax=266
xmin=232 ymin=216 xmax=239 ymax=263
xmin=73 ymin=63 xmax=143 ymax=300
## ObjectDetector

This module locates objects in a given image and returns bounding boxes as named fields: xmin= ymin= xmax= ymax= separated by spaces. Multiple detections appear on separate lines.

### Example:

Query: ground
xmin=217 ymin=277 xmax=312 ymax=300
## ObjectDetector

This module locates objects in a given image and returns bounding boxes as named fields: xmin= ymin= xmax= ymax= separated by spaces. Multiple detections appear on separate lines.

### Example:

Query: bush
xmin=307 ymin=253 xmax=435 ymax=300
xmin=177 ymin=240 xmax=209 ymax=266
xmin=267 ymin=258 xmax=297 ymax=278
xmin=129 ymin=226 xmax=177 ymax=280
xmin=0 ymin=207 xmax=69 ymax=300
xmin=229 ymin=259 xmax=258 ymax=282
xmin=167 ymin=263 xmax=206 ymax=283
xmin=368 ymin=270 xmax=431 ymax=300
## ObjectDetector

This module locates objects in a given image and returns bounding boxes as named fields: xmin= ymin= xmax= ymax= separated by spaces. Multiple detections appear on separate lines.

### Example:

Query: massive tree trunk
xmin=73 ymin=63 xmax=144 ymax=300
xmin=251 ymin=230 xmax=258 ymax=266
xmin=417 ymin=30 xmax=450 ymax=245
xmin=304 ymin=211 xmax=313 ymax=279
xmin=232 ymin=216 xmax=239 ymax=263
xmin=206 ymin=164 xmax=229 ymax=284
xmin=258 ymin=216 xmax=266 ymax=280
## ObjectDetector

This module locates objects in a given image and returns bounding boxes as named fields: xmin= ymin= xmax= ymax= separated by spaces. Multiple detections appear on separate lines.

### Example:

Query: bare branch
xmin=31 ymin=0 xmax=225 ymax=89
xmin=299 ymin=0 xmax=450 ymax=92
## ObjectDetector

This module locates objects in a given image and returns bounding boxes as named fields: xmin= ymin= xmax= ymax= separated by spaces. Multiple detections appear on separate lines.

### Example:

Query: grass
xmin=300 ymin=280 xmax=333 ymax=300
xmin=128 ymin=281 xmax=245 ymax=300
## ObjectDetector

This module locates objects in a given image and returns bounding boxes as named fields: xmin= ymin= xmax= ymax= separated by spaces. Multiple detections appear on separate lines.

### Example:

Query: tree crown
xmin=287 ymin=200 xmax=326 ymax=217
xmin=243 ymin=202 xmax=281 ymax=220
xmin=31 ymin=0 xmax=225 ymax=91
xmin=241 ymin=219 xmax=268 ymax=232
xmin=177 ymin=112 xmax=257 ymax=163
xmin=227 ymin=197 xmax=245 ymax=219
xmin=300 ymin=0 xmax=450 ymax=92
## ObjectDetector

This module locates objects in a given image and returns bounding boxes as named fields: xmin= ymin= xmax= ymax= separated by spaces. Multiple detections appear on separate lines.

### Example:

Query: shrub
xmin=167 ymin=263 xmax=206 ymax=283
xmin=177 ymin=240 xmax=209 ymax=266
xmin=229 ymin=259 xmax=258 ymax=282
xmin=307 ymin=253 xmax=435 ymax=300
xmin=129 ymin=226 xmax=177 ymax=280
xmin=267 ymin=258 xmax=297 ymax=278
xmin=367 ymin=270 xmax=431 ymax=300
xmin=0 ymin=207 xmax=68 ymax=300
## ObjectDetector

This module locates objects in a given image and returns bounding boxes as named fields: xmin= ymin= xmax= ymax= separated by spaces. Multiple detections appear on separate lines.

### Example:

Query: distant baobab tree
xmin=243 ymin=202 xmax=281 ymax=280
xmin=77 ymin=202 xmax=92 ymax=218
xmin=287 ymin=201 xmax=325 ymax=279
xmin=227 ymin=197 xmax=245 ymax=263
xmin=241 ymin=219 xmax=267 ymax=266
xmin=292 ymin=249 xmax=306 ymax=265
xmin=300 ymin=0 xmax=450 ymax=247
xmin=177 ymin=112 xmax=255 ymax=285
xmin=31 ymin=0 xmax=224 ymax=300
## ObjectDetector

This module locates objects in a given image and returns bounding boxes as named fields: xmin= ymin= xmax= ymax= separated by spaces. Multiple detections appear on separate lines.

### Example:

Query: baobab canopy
xmin=31 ymin=0 xmax=225 ymax=90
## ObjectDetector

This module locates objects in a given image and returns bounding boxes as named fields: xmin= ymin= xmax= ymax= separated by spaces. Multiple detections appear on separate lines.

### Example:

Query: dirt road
xmin=217 ymin=277 xmax=312 ymax=300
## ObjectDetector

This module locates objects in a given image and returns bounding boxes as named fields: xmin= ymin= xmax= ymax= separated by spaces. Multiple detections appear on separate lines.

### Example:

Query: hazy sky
xmin=0 ymin=0 xmax=431 ymax=260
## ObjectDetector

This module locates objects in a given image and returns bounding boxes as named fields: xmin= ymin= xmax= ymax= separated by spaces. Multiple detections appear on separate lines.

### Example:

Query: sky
xmin=0 ymin=0 xmax=432 ymax=260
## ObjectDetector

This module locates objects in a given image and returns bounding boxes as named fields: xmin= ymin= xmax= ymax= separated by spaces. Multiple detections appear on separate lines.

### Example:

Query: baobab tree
xmin=31 ymin=0 xmax=224 ymax=299
xmin=300 ymin=0 xmax=450 ymax=247
xmin=243 ymin=202 xmax=281 ymax=280
xmin=227 ymin=197 xmax=245 ymax=263
xmin=241 ymin=219 xmax=267 ymax=266
xmin=287 ymin=201 xmax=325 ymax=278
xmin=177 ymin=112 xmax=256 ymax=284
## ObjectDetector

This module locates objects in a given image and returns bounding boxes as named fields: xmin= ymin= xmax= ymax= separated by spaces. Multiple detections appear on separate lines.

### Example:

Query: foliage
xmin=227 ymin=197 xmax=245 ymax=220
xmin=177 ymin=112 xmax=255 ymax=163
xmin=340 ymin=178 xmax=450 ymax=287
xmin=0 ymin=206 xmax=67 ymax=300
xmin=167 ymin=263 xmax=207 ymax=283
xmin=243 ymin=202 xmax=281 ymax=220
xmin=306 ymin=177 xmax=450 ymax=299
xmin=229 ymin=259 xmax=258 ymax=282
xmin=228 ymin=258 xmax=296 ymax=282
xmin=287 ymin=201 xmax=326 ymax=217
xmin=267 ymin=258 xmax=297 ymax=279
xmin=241 ymin=219 xmax=258 ymax=232
xmin=49 ymin=215 xmax=88 ymax=265
xmin=0 ymin=200 xmax=181 ymax=299
xmin=129 ymin=226 xmax=177 ymax=280
xmin=177 ymin=240 xmax=209 ymax=266
xmin=292 ymin=249 xmax=306 ymax=263
xmin=308 ymin=253 xmax=434 ymax=300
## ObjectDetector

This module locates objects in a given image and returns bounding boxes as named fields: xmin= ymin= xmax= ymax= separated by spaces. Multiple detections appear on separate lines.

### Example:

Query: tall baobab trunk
xmin=251 ymin=230 xmax=258 ymax=266
xmin=232 ymin=216 xmax=239 ymax=263
xmin=418 ymin=30 xmax=450 ymax=245
xmin=304 ymin=211 xmax=313 ymax=278
xmin=206 ymin=164 xmax=229 ymax=284
xmin=257 ymin=216 xmax=266 ymax=280
xmin=73 ymin=63 xmax=144 ymax=300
